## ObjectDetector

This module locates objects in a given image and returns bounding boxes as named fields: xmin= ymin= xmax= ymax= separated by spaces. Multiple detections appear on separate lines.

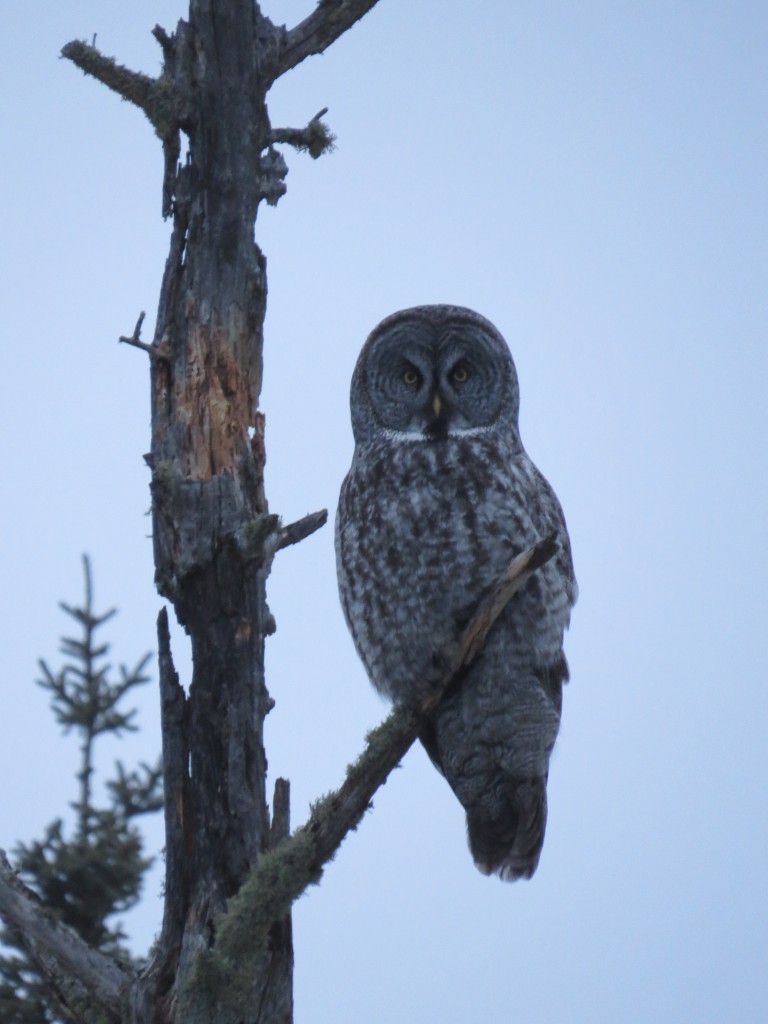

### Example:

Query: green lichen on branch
xmin=178 ymin=829 xmax=314 ymax=1023
xmin=233 ymin=702 xmax=419 ymax=929
xmin=269 ymin=109 xmax=337 ymax=159
xmin=61 ymin=40 xmax=178 ymax=141
xmin=237 ymin=513 xmax=281 ymax=563
xmin=219 ymin=833 xmax=317 ymax=963
xmin=183 ymin=701 xmax=420 ymax=1020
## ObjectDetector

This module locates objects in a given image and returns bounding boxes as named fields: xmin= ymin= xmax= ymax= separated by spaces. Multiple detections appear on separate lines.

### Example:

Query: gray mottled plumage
xmin=335 ymin=305 xmax=576 ymax=880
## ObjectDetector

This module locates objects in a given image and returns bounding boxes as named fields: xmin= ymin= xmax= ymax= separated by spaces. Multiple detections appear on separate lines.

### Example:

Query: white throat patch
xmin=381 ymin=424 xmax=493 ymax=442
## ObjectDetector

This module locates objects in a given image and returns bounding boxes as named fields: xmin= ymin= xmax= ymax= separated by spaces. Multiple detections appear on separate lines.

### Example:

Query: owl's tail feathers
xmin=466 ymin=778 xmax=548 ymax=882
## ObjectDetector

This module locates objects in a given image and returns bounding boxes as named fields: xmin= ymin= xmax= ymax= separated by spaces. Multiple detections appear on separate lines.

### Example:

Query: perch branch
xmin=0 ymin=851 xmax=131 ymax=1022
xmin=273 ymin=0 xmax=383 ymax=79
xmin=195 ymin=537 xmax=558 ymax=1008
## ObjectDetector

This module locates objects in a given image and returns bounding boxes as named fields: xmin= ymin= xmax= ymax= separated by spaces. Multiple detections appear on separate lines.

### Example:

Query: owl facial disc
xmin=351 ymin=305 xmax=521 ymax=446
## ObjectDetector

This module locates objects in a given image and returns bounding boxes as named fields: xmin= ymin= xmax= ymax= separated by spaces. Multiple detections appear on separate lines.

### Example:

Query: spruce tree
xmin=0 ymin=557 xmax=161 ymax=1023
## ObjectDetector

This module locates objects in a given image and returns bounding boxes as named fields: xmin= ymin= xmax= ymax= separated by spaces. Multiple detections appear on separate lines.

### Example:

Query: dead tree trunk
xmin=58 ymin=4 xmax=380 ymax=1021
xmin=142 ymin=6 xmax=289 ymax=1019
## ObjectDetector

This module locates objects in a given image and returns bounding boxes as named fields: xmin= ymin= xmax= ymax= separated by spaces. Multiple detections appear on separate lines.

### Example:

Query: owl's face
xmin=350 ymin=305 xmax=520 ymax=445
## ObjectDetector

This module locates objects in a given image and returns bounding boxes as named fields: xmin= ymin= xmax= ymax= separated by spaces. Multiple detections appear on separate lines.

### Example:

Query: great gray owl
xmin=335 ymin=305 xmax=576 ymax=880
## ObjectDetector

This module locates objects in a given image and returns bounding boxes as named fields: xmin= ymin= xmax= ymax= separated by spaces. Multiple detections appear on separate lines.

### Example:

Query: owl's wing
xmin=527 ymin=461 xmax=578 ymax=610
xmin=335 ymin=475 xmax=380 ymax=687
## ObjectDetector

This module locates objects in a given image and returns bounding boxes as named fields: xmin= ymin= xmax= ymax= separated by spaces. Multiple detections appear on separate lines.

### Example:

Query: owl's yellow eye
xmin=452 ymin=363 xmax=470 ymax=383
xmin=402 ymin=368 xmax=420 ymax=386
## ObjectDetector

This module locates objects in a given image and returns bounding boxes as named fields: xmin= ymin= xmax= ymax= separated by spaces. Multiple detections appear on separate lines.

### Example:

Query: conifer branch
xmin=1 ymin=560 xmax=160 ymax=1021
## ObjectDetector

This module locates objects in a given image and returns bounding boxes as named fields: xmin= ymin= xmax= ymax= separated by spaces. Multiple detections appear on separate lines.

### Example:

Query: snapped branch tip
xmin=119 ymin=312 xmax=170 ymax=362
xmin=277 ymin=510 xmax=328 ymax=550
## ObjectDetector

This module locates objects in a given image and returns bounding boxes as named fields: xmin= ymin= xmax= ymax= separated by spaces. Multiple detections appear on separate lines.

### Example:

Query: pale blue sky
xmin=1 ymin=3 xmax=767 ymax=1022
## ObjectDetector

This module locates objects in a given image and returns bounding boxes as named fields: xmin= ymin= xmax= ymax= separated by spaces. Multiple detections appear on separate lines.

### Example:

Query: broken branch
xmin=277 ymin=510 xmax=328 ymax=550
xmin=119 ymin=312 xmax=170 ymax=362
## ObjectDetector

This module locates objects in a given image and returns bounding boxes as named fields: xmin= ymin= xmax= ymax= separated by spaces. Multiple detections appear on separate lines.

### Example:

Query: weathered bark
xmin=83 ymin=4 xmax=385 ymax=1020
xmin=138 ymin=5 xmax=292 ymax=1020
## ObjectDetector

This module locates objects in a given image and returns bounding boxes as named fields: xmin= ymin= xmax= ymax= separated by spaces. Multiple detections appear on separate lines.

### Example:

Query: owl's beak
xmin=432 ymin=392 xmax=442 ymax=418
